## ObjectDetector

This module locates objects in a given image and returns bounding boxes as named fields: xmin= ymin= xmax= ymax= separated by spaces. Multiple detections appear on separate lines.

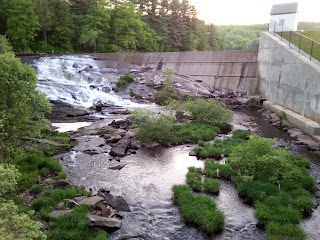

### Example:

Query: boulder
xmin=78 ymin=196 xmax=104 ymax=206
xmin=53 ymin=179 xmax=72 ymax=188
xmin=97 ymin=189 xmax=130 ymax=212
xmin=102 ymin=87 xmax=111 ymax=93
xmin=142 ymin=142 xmax=159 ymax=148
xmin=270 ymin=113 xmax=278 ymax=119
xmin=105 ymin=135 xmax=122 ymax=144
xmin=49 ymin=210 xmax=72 ymax=219
xmin=287 ymin=128 xmax=304 ymax=138
xmin=189 ymin=150 xmax=197 ymax=156
xmin=86 ymin=214 xmax=122 ymax=228
xmin=94 ymin=202 xmax=111 ymax=217
xmin=270 ymin=116 xmax=280 ymax=124
xmin=262 ymin=110 xmax=272 ymax=119
xmin=129 ymin=139 xmax=142 ymax=150
xmin=109 ymin=137 xmax=131 ymax=157
xmin=66 ymin=199 xmax=79 ymax=209
xmin=296 ymin=135 xmax=320 ymax=150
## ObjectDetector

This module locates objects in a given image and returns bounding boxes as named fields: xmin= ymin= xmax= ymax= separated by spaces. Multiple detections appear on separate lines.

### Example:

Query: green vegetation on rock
xmin=116 ymin=74 xmax=134 ymax=88
xmin=172 ymin=185 xmax=224 ymax=236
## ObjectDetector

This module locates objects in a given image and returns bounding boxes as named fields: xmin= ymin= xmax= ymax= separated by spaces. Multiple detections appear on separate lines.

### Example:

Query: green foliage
xmin=0 ymin=200 xmax=46 ymax=240
xmin=0 ymin=163 xmax=20 ymax=196
xmin=131 ymin=110 xmax=176 ymax=144
xmin=155 ymin=69 xmax=177 ymax=106
xmin=172 ymin=185 xmax=224 ymax=236
xmin=204 ymin=160 xmax=232 ymax=180
xmin=47 ymin=205 xmax=106 ymax=240
xmin=195 ymin=137 xmax=244 ymax=159
xmin=0 ymin=53 xmax=50 ymax=157
xmin=186 ymin=167 xmax=202 ymax=192
xmin=168 ymin=99 xmax=233 ymax=127
xmin=203 ymin=178 xmax=220 ymax=194
xmin=130 ymin=90 xmax=143 ymax=99
xmin=229 ymin=136 xmax=314 ymax=238
xmin=232 ymin=129 xmax=250 ymax=140
xmin=131 ymin=110 xmax=219 ymax=144
xmin=16 ymin=153 xmax=63 ymax=191
xmin=266 ymin=223 xmax=307 ymax=240
xmin=116 ymin=74 xmax=134 ymax=88
xmin=0 ymin=35 xmax=12 ymax=53
xmin=32 ymin=187 xmax=90 ymax=213
xmin=5 ymin=0 xmax=40 ymax=52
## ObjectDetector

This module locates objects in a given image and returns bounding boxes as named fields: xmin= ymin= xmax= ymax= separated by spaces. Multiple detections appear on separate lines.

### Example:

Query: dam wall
xmin=258 ymin=32 xmax=320 ymax=123
xmin=93 ymin=50 xmax=259 ymax=94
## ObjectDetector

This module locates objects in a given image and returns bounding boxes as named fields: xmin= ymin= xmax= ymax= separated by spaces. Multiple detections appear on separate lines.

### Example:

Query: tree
xmin=0 ymin=163 xmax=45 ymax=240
xmin=0 ymin=53 xmax=50 ymax=157
xmin=6 ymin=0 xmax=40 ymax=52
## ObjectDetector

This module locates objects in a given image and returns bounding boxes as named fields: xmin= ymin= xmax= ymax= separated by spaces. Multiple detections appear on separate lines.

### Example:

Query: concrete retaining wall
xmin=93 ymin=50 xmax=259 ymax=94
xmin=258 ymin=32 xmax=320 ymax=123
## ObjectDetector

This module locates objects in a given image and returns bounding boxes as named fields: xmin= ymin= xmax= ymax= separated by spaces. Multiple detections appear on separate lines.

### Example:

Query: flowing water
xmin=33 ymin=55 xmax=320 ymax=240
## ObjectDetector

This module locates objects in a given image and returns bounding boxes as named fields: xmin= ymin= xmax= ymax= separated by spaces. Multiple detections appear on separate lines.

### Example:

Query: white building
xmin=269 ymin=2 xmax=299 ymax=32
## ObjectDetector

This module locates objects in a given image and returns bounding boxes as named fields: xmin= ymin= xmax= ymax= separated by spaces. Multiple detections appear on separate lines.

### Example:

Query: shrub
xmin=131 ymin=110 xmax=176 ymax=144
xmin=168 ymin=99 xmax=233 ymax=127
xmin=172 ymin=185 xmax=224 ymax=236
xmin=116 ymin=73 xmax=134 ymax=88
xmin=31 ymin=184 xmax=44 ymax=194
xmin=203 ymin=178 xmax=220 ymax=194
xmin=47 ymin=206 xmax=106 ymax=240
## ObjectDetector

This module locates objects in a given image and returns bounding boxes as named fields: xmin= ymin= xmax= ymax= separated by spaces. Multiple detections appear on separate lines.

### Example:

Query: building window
xmin=279 ymin=19 xmax=285 ymax=26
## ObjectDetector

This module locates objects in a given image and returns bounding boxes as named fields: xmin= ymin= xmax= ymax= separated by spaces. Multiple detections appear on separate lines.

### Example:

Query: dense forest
xmin=0 ymin=0 xmax=220 ymax=53
xmin=0 ymin=0 xmax=319 ymax=53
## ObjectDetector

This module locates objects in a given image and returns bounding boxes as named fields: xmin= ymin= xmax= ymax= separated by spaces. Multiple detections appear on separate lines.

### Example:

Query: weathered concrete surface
xmin=263 ymin=101 xmax=320 ymax=140
xmin=93 ymin=50 xmax=259 ymax=94
xmin=258 ymin=32 xmax=320 ymax=123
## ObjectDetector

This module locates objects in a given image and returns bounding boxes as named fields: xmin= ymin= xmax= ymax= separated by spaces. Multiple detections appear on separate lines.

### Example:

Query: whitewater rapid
xmin=35 ymin=55 xmax=141 ymax=108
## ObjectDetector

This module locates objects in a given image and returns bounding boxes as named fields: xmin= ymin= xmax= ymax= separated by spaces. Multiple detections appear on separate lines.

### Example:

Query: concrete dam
xmin=93 ymin=32 xmax=320 ymax=138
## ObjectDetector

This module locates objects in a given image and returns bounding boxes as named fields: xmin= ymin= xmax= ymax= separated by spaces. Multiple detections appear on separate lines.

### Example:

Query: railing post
xmin=289 ymin=31 xmax=292 ymax=47
xmin=310 ymin=40 xmax=314 ymax=60
xmin=281 ymin=25 xmax=284 ymax=41
xmin=299 ymin=35 xmax=302 ymax=53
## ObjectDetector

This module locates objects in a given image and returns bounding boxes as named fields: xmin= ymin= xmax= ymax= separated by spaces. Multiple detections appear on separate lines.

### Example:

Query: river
xmin=32 ymin=55 xmax=320 ymax=240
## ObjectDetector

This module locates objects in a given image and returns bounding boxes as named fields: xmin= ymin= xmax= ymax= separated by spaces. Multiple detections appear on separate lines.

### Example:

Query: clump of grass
xmin=16 ymin=153 xmax=65 ymax=191
xmin=130 ymin=90 xmax=143 ymax=99
xmin=194 ymin=137 xmax=245 ymax=159
xmin=32 ymin=187 xmax=90 ymax=219
xmin=116 ymin=74 xmax=134 ymax=88
xmin=232 ymin=129 xmax=251 ymax=140
xmin=41 ymin=128 xmax=70 ymax=145
xmin=266 ymin=223 xmax=307 ymax=240
xmin=170 ymin=124 xmax=219 ymax=144
xmin=204 ymin=160 xmax=232 ymax=180
xmin=203 ymin=178 xmax=220 ymax=194
xmin=47 ymin=205 xmax=107 ymax=240
xmin=186 ymin=167 xmax=202 ymax=192
xmin=172 ymin=185 xmax=224 ymax=236
xmin=30 ymin=184 xmax=44 ymax=194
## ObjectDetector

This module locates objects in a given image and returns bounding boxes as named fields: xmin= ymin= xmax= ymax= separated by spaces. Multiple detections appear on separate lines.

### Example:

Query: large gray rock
xmin=296 ymin=135 xmax=320 ymax=150
xmin=109 ymin=137 xmax=131 ymax=157
xmin=86 ymin=214 xmax=122 ymax=228
xmin=97 ymin=189 xmax=130 ymax=212
xmin=49 ymin=210 xmax=72 ymax=219
xmin=288 ymin=128 xmax=304 ymax=138
xmin=78 ymin=196 xmax=104 ymax=206
xmin=129 ymin=139 xmax=142 ymax=150
xmin=105 ymin=134 xmax=122 ymax=144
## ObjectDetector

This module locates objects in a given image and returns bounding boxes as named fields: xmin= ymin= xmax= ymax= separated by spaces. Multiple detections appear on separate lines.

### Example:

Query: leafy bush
xmin=168 ymin=98 xmax=233 ymax=127
xmin=47 ymin=205 xmax=106 ymax=240
xmin=31 ymin=184 xmax=44 ymax=194
xmin=131 ymin=110 xmax=176 ymax=144
xmin=203 ymin=178 xmax=220 ymax=194
xmin=0 ymin=163 xmax=20 ymax=196
xmin=172 ymin=185 xmax=224 ymax=236
xmin=116 ymin=73 xmax=134 ymax=88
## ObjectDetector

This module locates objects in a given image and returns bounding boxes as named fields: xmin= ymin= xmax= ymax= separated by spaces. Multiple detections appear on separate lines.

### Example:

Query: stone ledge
xmin=263 ymin=100 xmax=320 ymax=139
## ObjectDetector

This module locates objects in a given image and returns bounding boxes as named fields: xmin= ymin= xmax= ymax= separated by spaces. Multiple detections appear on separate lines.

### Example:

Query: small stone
xmin=86 ymin=214 xmax=122 ymax=228
xmin=53 ymin=179 xmax=72 ymax=188
xmin=66 ymin=199 xmax=79 ymax=209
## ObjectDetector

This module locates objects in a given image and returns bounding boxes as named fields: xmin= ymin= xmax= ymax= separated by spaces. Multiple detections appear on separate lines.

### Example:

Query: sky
xmin=188 ymin=0 xmax=320 ymax=25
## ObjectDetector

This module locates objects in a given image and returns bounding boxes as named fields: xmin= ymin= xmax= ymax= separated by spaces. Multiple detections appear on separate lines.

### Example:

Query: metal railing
xmin=268 ymin=20 xmax=320 ymax=62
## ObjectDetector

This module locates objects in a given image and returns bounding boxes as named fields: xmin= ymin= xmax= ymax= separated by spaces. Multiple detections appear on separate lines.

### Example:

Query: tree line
xmin=0 ymin=0 xmax=220 ymax=53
